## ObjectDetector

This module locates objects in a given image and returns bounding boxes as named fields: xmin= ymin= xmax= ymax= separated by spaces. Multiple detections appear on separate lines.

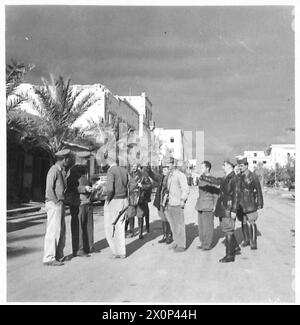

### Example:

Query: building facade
xmin=237 ymin=144 xmax=296 ymax=172
xmin=117 ymin=92 xmax=153 ymax=137
xmin=154 ymin=128 xmax=187 ymax=164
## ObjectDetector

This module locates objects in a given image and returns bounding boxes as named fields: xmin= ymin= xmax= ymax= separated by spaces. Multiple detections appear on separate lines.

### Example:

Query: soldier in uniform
xmin=43 ymin=149 xmax=73 ymax=266
xmin=200 ymin=160 xmax=241 ymax=263
xmin=236 ymin=157 xmax=264 ymax=250
xmin=127 ymin=163 xmax=152 ymax=239
xmin=65 ymin=151 xmax=96 ymax=258
xmin=147 ymin=163 xmax=173 ymax=244
xmin=195 ymin=161 xmax=219 ymax=251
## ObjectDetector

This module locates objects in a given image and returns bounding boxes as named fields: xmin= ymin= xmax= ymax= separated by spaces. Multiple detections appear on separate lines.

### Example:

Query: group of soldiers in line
xmin=42 ymin=148 xmax=263 ymax=266
xmin=196 ymin=157 xmax=264 ymax=263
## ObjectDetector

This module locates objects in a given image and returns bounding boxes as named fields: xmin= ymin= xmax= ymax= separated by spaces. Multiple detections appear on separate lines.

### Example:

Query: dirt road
xmin=7 ymin=187 xmax=295 ymax=303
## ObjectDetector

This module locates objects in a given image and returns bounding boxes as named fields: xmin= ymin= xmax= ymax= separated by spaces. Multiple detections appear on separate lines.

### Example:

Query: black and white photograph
xmin=2 ymin=1 xmax=297 ymax=305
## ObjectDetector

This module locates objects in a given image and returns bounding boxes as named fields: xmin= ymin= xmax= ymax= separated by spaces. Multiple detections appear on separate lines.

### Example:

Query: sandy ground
xmin=7 ymin=187 xmax=295 ymax=303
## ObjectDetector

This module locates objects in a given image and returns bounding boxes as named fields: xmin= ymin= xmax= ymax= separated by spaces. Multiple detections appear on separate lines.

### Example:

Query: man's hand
xmin=231 ymin=212 xmax=237 ymax=219
xmin=257 ymin=206 xmax=263 ymax=210
xmin=85 ymin=186 xmax=92 ymax=193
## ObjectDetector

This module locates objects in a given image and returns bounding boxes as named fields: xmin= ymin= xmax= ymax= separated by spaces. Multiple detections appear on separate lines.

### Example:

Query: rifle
xmin=112 ymin=205 xmax=129 ymax=237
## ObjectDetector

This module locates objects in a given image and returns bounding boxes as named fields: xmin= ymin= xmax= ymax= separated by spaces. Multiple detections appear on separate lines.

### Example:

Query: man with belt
xmin=237 ymin=157 xmax=264 ymax=250
xmin=165 ymin=158 xmax=190 ymax=253
xmin=127 ymin=163 xmax=152 ymax=239
xmin=195 ymin=161 xmax=219 ymax=251
xmin=200 ymin=160 xmax=241 ymax=262
xmin=65 ymin=151 xmax=96 ymax=258
xmin=43 ymin=149 xmax=73 ymax=266
xmin=147 ymin=164 xmax=173 ymax=244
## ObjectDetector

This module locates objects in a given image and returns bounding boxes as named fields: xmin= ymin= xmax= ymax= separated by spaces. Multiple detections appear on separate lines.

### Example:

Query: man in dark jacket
xmin=147 ymin=164 xmax=173 ymax=244
xmin=200 ymin=160 xmax=241 ymax=263
xmin=195 ymin=161 xmax=219 ymax=251
xmin=236 ymin=157 xmax=264 ymax=250
xmin=65 ymin=151 xmax=95 ymax=258
xmin=127 ymin=163 xmax=152 ymax=239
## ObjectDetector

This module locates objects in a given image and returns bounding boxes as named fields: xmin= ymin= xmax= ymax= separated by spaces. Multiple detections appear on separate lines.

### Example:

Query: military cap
xmin=223 ymin=159 xmax=234 ymax=167
xmin=55 ymin=149 xmax=71 ymax=157
xmin=77 ymin=151 xmax=92 ymax=159
xmin=236 ymin=157 xmax=248 ymax=165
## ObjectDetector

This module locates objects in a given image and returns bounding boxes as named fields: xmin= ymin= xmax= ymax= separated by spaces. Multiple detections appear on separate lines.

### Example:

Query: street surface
xmin=7 ymin=187 xmax=295 ymax=303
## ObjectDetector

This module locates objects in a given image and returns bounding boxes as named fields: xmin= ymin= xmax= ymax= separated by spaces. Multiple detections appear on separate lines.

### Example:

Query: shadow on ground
xmin=7 ymin=218 xmax=46 ymax=233
xmin=7 ymin=246 xmax=41 ymax=258
xmin=126 ymin=220 xmax=162 ymax=257
xmin=7 ymin=233 xmax=44 ymax=243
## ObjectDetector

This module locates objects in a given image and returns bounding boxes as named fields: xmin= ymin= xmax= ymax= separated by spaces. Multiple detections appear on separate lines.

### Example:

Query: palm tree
xmin=31 ymin=75 xmax=97 ymax=159
xmin=6 ymin=59 xmax=34 ymax=112
xmin=6 ymin=59 xmax=38 ymax=144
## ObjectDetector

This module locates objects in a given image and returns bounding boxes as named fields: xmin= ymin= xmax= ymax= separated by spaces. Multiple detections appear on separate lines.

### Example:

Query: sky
xmin=5 ymin=5 xmax=295 ymax=171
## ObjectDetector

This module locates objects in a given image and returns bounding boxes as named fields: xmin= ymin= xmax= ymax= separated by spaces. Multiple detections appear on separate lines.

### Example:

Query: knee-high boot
xmin=250 ymin=223 xmax=258 ymax=250
xmin=241 ymin=222 xmax=250 ymax=247
xmin=232 ymin=234 xmax=241 ymax=255
xmin=165 ymin=221 xmax=173 ymax=244
xmin=138 ymin=218 xmax=144 ymax=239
xmin=219 ymin=233 xmax=235 ymax=263
xmin=158 ymin=221 xmax=167 ymax=243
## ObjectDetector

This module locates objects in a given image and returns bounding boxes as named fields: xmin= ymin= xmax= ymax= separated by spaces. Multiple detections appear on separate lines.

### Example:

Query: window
xmin=170 ymin=137 xmax=174 ymax=143
xmin=253 ymin=160 xmax=257 ymax=164
xmin=253 ymin=153 xmax=257 ymax=157
xmin=263 ymin=161 xmax=267 ymax=164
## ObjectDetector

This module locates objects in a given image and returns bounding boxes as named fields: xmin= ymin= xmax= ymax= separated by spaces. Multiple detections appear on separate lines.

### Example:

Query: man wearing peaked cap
xmin=236 ymin=156 xmax=264 ymax=250
xmin=65 ymin=150 xmax=98 ymax=258
xmin=43 ymin=148 xmax=73 ymax=266
xmin=55 ymin=149 xmax=72 ymax=158
xmin=236 ymin=157 xmax=248 ymax=165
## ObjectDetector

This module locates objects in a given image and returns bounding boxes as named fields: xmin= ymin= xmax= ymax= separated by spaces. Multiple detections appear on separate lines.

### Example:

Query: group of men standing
xmin=42 ymin=147 xmax=263 ymax=266
xmin=196 ymin=157 xmax=264 ymax=263
xmin=103 ymin=157 xmax=190 ymax=257
xmin=43 ymin=149 xmax=99 ymax=266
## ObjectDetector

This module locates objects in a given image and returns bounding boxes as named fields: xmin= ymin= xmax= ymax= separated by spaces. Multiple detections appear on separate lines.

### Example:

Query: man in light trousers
xmin=43 ymin=149 xmax=73 ymax=266
xmin=165 ymin=158 xmax=190 ymax=252
xmin=104 ymin=160 xmax=129 ymax=258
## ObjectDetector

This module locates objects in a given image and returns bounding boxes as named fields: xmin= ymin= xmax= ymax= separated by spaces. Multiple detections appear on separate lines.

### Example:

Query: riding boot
xmin=138 ymin=218 xmax=144 ymax=239
xmin=219 ymin=233 xmax=235 ymax=263
xmin=250 ymin=223 xmax=258 ymax=250
xmin=232 ymin=234 xmax=241 ymax=255
xmin=241 ymin=222 xmax=250 ymax=247
xmin=158 ymin=221 xmax=167 ymax=243
xmin=165 ymin=221 xmax=173 ymax=244
xmin=127 ymin=218 xmax=135 ymax=238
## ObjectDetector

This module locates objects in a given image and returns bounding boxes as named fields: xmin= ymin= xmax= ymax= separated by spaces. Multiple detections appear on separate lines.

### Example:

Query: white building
xmin=268 ymin=144 xmax=296 ymax=168
xmin=154 ymin=128 xmax=187 ymax=163
xmin=118 ymin=93 xmax=154 ymax=137
xmin=237 ymin=144 xmax=296 ymax=171
xmin=239 ymin=150 xmax=271 ymax=171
